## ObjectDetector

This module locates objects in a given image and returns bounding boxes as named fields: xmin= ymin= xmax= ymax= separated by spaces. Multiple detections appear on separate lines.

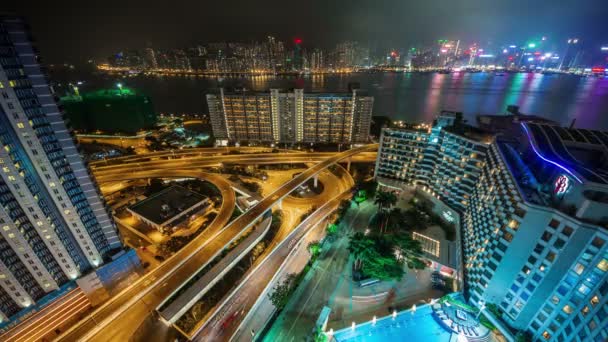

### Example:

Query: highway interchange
xmin=56 ymin=145 xmax=377 ymax=341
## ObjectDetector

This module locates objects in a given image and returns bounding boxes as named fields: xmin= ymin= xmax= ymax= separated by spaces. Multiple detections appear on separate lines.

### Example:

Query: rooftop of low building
xmin=128 ymin=185 xmax=207 ymax=226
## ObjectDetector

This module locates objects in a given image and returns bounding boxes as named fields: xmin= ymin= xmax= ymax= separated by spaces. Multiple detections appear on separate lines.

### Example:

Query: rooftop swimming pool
xmin=330 ymin=304 xmax=452 ymax=342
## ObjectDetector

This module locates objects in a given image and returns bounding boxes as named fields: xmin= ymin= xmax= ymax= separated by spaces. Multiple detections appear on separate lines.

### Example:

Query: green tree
xmin=362 ymin=252 xmax=405 ymax=280
xmin=372 ymin=191 xmax=398 ymax=233
xmin=358 ymin=234 xmax=406 ymax=281
xmin=348 ymin=232 xmax=374 ymax=270
xmin=308 ymin=241 xmax=321 ymax=257
xmin=402 ymin=208 xmax=427 ymax=231
xmin=407 ymin=258 xmax=426 ymax=270
xmin=386 ymin=208 xmax=406 ymax=233
xmin=158 ymin=236 xmax=191 ymax=256
xmin=374 ymin=190 xmax=397 ymax=213
xmin=268 ymin=273 xmax=297 ymax=310
xmin=312 ymin=326 xmax=328 ymax=342
xmin=325 ymin=223 xmax=339 ymax=242
xmin=391 ymin=233 xmax=424 ymax=269
xmin=242 ymin=181 xmax=262 ymax=195
xmin=361 ymin=179 xmax=378 ymax=199
xmin=326 ymin=223 xmax=338 ymax=235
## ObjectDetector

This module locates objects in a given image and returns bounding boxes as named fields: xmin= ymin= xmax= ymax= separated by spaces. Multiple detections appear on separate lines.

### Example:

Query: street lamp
xmin=117 ymin=82 xmax=123 ymax=94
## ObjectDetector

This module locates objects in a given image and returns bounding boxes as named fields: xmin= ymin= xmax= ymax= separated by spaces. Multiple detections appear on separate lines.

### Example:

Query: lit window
xmin=597 ymin=259 xmax=608 ymax=272
xmin=581 ymin=306 xmax=589 ymax=316
xmin=508 ymin=220 xmax=520 ymax=230
xmin=578 ymin=284 xmax=591 ymax=295
xmin=574 ymin=263 xmax=585 ymax=275
xmin=562 ymin=305 xmax=572 ymax=314
xmin=49 ymin=182 xmax=55 ymax=188
xmin=542 ymin=331 xmax=551 ymax=340
xmin=16 ymin=122 xmax=24 ymax=129
xmin=590 ymin=295 xmax=599 ymax=306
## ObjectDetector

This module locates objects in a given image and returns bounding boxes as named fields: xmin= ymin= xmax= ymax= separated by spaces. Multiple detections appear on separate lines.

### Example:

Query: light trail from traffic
xmin=57 ymin=145 xmax=377 ymax=341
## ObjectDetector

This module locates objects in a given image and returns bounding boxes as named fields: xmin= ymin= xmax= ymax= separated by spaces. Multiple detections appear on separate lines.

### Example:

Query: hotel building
xmin=375 ymin=112 xmax=492 ymax=213
xmin=375 ymin=114 xmax=608 ymax=341
xmin=207 ymin=88 xmax=373 ymax=144
xmin=0 ymin=16 xmax=121 ymax=321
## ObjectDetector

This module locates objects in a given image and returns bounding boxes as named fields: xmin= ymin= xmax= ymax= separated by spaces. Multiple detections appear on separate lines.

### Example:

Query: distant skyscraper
xmin=311 ymin=49 xmax=324 ymax=70
xmin=0 ymin=15 xmax=121 ymax=321
xmin=144 ymin=47 xmax=158 ymax=69
xmin=292 ymin=38 xmax=303 ymax=70
xmin=335 ymin=41 xmax=356 ymax=68
xmin=207 ymin=88 xmax=373 ymax=144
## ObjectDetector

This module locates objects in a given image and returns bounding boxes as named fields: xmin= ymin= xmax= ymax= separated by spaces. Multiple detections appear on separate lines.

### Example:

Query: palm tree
xmin=348 ymin=232 xmax=374 ymax=270
xmin=386 ymin=207 xmax=404 ymax=233
xmin=374 ymin=190 xmax=397 ymax=213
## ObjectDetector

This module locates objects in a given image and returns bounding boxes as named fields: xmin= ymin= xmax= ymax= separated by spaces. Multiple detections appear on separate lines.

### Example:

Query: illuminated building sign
xmin=554 ymin=175 xmax=571 ymax=195
xmin=520 ymin=123 xmax=582 ymax=184
xmin=442 ymin=210 xmax=455 ymax=222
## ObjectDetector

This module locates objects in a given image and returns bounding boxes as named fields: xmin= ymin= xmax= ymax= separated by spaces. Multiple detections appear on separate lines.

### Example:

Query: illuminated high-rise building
xmin=0 ymin=15 xmax=121 ymax=322
xmin=310 ymin=48 xmax=324 ymax=71
xmin=207 ymin=88 xmax=373 ymax=144
xmin=292 ymin=38 xmax=303 ymax=70
xmin=376 ymin=114 xmax=608 ymax=341
xmin=144 ymin=47 xmax=158 ymax=69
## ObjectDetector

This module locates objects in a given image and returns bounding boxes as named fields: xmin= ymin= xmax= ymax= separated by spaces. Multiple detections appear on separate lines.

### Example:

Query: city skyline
xmin=100 ymin=35 xmax=608 ymax=73
xmin=1 ymin=5 xmax=608 ymax=342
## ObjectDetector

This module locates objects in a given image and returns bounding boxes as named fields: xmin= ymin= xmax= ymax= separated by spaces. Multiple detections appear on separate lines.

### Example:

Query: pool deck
xmin=329 ymin=304 xmax=453 ymax=342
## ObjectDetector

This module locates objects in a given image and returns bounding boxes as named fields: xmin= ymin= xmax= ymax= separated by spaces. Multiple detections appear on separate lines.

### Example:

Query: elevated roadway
xmin=57 ymin=171 xmax=236 ymax=342
xmin=91 ymin=152 xmax=377 ymax=176
xmin=58 ymin=145 xmax=376 ymax=341
xmin=194 ymin=182 xmax=354 ymax=341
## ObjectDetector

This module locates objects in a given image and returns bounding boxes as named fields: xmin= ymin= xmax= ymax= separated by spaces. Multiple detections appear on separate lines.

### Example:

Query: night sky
xmin=9 ymin=0 xmax=608 ymax=64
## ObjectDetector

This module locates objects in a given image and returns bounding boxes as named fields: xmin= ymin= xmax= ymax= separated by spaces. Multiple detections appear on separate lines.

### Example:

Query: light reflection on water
xmin=70 ymin=71 xmax=608 ymax=129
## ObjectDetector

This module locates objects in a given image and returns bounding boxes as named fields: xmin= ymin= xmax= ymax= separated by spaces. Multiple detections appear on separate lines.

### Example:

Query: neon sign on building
xmin=554 ymin=175 xmax=571 ymax=196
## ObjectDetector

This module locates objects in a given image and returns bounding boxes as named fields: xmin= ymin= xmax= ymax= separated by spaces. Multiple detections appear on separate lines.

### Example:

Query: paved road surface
xmin=56 ymin=171 xmax=236 ymax=342
xmin=58 ymin=145 xmax=376 ymax=341
xmin=261 ymin=201 xmax=375 ymax=342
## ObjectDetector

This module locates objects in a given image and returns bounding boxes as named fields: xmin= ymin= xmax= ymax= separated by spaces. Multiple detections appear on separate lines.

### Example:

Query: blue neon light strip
xmin=520 ymin=123 xmax=583 ymax=184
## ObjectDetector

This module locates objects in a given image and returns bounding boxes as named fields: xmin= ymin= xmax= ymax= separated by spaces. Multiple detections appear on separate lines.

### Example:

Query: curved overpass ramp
xmin=57 ymin=171 xmax=236 ymax=342
xmin=58 ymin=144 xmax=377 ymax=342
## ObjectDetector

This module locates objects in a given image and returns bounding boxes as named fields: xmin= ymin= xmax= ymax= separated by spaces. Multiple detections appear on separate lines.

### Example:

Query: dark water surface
xmin=60 ymin=72 xmax=608 ymax=129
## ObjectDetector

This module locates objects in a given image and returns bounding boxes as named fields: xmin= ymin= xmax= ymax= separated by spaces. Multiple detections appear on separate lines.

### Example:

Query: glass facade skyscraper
xmin=0 ymin=15 xmax=121 ymax=321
